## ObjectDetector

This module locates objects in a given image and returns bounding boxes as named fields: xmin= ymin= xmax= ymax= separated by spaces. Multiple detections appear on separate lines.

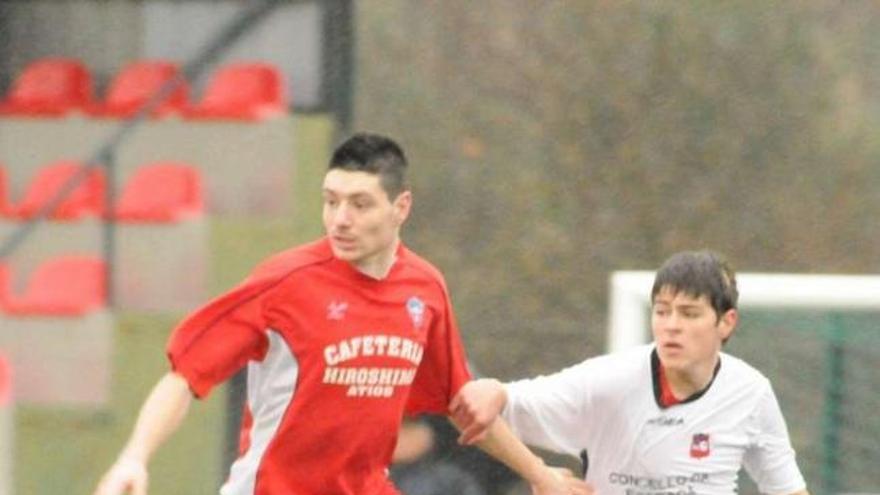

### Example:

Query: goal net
xmin=607 ymin=271 xmax=880 ymax=495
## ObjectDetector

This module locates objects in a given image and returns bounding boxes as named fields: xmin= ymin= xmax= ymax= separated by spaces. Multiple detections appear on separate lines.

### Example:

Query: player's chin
xmin=657 ymin=349 xmax=686 ymax=368
xmin=330 ymin=242 xmax=360 ymax=259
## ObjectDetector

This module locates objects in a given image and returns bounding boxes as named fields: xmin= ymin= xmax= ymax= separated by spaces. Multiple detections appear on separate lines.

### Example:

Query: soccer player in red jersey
xmin=94 ymin=133 xmax=590 ymax=495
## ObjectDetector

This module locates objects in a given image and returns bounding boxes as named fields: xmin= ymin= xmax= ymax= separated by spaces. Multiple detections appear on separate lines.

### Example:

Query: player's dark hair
xmin=651 ymin=250 xmax=739 ymax=320
xmin=329 ymin=133 xmax=409 ymax=200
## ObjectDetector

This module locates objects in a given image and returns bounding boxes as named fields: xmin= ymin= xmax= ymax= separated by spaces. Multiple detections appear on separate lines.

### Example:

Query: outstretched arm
xmin=448 ymin=414 xmax=591 ymax=495
xmin=450 ymin=380 xmax=590 ymax=495
xmin=93 ymin=371 xmax=193 ymax=495
xmin=453 ymin=362 xmax=595 ymax=457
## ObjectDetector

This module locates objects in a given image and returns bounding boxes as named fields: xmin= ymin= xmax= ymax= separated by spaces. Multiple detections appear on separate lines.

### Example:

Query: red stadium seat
xmin=1 ymin=256 xmax=106 ymax=316
xmin=184 ymin=62 xmax=286 ymax=120
xmin=0 ymin=58 xmax=93 ymax=117
xmin=90 ymin=60 xmax=187 ymax=118
xmin=114 ymin=162 xmax=204 ymax=222
xmin=4 ymin=160 xmax=105 ymax=221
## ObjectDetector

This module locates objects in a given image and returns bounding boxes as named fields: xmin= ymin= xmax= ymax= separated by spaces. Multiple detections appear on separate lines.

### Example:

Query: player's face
xmin=650 ymin=287 xmax=737 ymax=375
xmin=322 ymin=169 xmax=411 ymax=272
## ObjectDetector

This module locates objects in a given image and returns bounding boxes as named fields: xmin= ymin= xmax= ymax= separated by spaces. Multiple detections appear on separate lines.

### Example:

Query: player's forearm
xmin=461 ymin=416 xmax=552 ymax=486
xmin=119 ymin=371 xmax=193 ymax=464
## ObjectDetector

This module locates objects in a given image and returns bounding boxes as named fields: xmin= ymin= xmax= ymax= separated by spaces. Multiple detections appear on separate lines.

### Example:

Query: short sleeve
xmin=742 ymin=382 xmax=807 ymax=494
xmin=503 ymin=359 xmax=594 ymax=456
xmin=166 ymin=272 xmax=280 ymax=398
xmin=404 ymin=290 xmax=472 ymax=415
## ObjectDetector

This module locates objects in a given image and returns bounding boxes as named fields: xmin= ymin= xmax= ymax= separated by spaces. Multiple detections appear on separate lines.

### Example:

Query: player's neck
xmin=353 ymin=238 xmax=400 ymax=279
xmin=663 ymin=355 xmax=719 ymax=399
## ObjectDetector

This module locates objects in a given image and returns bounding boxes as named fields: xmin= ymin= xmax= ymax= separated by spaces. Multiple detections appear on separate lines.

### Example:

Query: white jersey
xmin=503 ymin=345 xmax=806 ymax=495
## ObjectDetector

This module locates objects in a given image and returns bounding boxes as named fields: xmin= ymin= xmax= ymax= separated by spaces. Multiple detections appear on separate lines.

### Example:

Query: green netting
xmin=728 ymin=311 xmax=880 ymax=495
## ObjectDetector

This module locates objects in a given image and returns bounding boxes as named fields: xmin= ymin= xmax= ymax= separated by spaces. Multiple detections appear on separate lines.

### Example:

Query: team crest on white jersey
xmin=690 ymin=433 xmax=710 ymax=459
xmin=327 ymin=300 xmax=348 ymax=320
xmin=406 ymin=296 xmax=425 ymax=329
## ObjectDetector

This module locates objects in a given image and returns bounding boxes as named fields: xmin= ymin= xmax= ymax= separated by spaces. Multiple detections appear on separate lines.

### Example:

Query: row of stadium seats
xmin=0 ymin=58 xmax=287 ymax=121
xmin=0 ymin=161 xmax=204 ymax=222
xmin=0 ymin=160 xmax=209 ymax=315
xmin=0 ymin=99 xmax=296 ymax=216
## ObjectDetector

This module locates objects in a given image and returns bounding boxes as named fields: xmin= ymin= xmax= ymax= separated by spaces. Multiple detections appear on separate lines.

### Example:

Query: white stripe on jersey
xmin=221 ymin=330 xmax=298 ymax=495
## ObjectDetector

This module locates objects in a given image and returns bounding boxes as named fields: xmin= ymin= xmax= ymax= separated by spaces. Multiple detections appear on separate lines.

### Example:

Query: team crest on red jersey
xmin=326 ymin=300 xmax=348 ymax=320
xmin=406 ymin=296 xmax=425 ymax=329
xmin=690 ymin=433 xmax=710 ymax=459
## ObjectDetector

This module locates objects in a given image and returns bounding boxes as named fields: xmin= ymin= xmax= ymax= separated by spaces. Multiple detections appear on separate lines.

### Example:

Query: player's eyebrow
xmin=322 ymin=187 xmax=374 ymax=200
xmin=322 ymin=186 xmax=358 ymax=195
xmin=672 ymin=302 xmax=705 ymax=310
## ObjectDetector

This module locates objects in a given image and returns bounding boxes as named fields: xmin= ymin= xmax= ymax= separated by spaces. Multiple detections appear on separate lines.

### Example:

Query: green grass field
xmin=15 ymin=115 xmax=334 ymax=494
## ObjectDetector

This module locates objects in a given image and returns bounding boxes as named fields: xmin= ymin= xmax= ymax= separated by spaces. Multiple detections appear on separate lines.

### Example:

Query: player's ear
xmin=392 ymin=190 xmax=412 ymax=226
xmin=718 ymin=309 xmax=738 ymax=343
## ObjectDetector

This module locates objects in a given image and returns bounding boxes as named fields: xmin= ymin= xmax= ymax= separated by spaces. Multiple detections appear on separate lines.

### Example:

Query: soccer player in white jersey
xmin=451 ymin=250 xmax=810 ymax=495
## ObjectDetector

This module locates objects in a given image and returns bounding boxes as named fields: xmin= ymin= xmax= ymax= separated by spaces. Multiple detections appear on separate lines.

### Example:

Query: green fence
xmin=727 ymin=311 xmax=880 ymax=495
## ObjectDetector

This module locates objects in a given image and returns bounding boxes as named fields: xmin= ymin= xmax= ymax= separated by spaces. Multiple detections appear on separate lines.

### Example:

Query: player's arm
xmin=449 ymin=414 xmax=591 ymax=495
xmin=744 ymin=383 xmax=810 ymax=495
xmin=449 ymin=377 xmax=507 ymax=445
xmin=93 ymin=371 xmax=193 ymax=495
xmin=453 ymin=360 xmax=594 ymax=456
xmin=392 ymin=419 xmax=435 ymax=463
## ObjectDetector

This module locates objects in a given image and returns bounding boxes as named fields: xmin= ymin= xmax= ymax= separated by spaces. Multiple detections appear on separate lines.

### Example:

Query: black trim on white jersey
xmin=650 ymin=349 xmax=721 ymax=409
xmin=579 ymin=449 xmax=589 ymax=478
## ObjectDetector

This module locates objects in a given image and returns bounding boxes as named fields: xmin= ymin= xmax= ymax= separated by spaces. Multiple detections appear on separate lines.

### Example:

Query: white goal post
xmin=607 ymin=271 xmax=880 ymax=353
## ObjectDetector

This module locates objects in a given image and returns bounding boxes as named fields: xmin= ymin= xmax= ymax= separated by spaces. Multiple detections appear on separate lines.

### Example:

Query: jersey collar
xmin=650 ymin=347 xmax=721 ymax=409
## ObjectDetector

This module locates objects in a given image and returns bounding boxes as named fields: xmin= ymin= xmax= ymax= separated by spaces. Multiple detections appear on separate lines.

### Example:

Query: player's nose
xmin=331 ymin=202 xmax=354 ymax=227
xmin=659 ymin=314 xmax=683 ymax=334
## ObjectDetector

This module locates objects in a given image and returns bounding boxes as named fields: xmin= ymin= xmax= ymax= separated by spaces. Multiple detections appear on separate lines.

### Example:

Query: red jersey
xmin=167 ymin=238 xmax=472 ymax=495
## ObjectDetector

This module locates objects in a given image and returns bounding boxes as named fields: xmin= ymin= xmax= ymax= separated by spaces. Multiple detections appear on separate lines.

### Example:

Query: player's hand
xmin=531 ymin=466 xmax=594 ymax=495
xmin=93 ymin=457 xmax=148 ymax=495
xmin=449 ymin=378 xmax=507 ymax=445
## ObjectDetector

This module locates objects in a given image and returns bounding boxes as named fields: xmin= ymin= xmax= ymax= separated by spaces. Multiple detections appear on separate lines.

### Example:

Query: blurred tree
xmin=355 ymin=0 xmax=880 ymax=378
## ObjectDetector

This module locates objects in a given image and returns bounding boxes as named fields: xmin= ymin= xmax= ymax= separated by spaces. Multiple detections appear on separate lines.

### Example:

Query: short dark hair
xmin=651 ymin=250 xmax=738 ymax=318
xmin=329 ymin=133 xmax=409 ymax=199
